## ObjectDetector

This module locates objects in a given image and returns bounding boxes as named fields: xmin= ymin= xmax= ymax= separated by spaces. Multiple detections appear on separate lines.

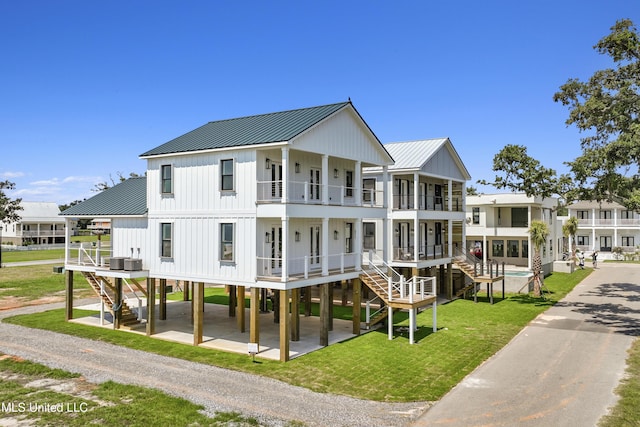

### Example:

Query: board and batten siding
xmin=291 ymin=108 xmax=391 ymax=166
xmin=421 ymin=146 xmax=467 ymax=181
xmin=146 ymin=149 xmax=258 ymax=214
xmin=111 ymin=218 xmax=151 ymax=260
xmin=146 ymin=215 xmax=256 ymax=284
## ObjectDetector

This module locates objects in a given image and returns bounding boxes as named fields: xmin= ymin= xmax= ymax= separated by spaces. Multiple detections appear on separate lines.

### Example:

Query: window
xmin=492 ymin=240 xmax=504 ymax=257
xmin=622 ymin=236 xmax=634 ymax=246
xmin=511 ymin=208 xmax=528 ymax=227
xmin=507 ymin=240 xmax=519 ymax=257
xmin=363 ymin=178 xmax=376 ymax=204
xmin=577 ymin=210 xmax=588 ymax=219
xmin=363 ymin=222 xmax=376 ymax=250
xmin=577 ymin=235 xmax=590 ymax=246
xmin=599 ymin=210 xmax=612 ymax=219
xmin=345 ymin=170 xmax=353 ymax=197
xmin=621 ymin=210 xmax=633 ymax=219
xmin=345 ymin=222 xmax=353 ymax=253
xmin=161 ymin=223 xmax=172 ymax=258
xmin=220 ymin=159 xmax=234 ymax=191
xmin=161 ymin=165 xmax=172 ymax=194
xmin=522 ymin=240 xmax=528 ymax=258
xmin=472 ymin=207 xmax=480 ymax=224
xmin=220 ymin=223 xmax=234 ymax=261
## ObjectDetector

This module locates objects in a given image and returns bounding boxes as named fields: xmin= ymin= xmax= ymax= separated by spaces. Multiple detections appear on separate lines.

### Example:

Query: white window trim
xmin=160 ymin=164 xmax=174 ymax=195
xmin=160 ymin=222 xmax=174 ymax=260
xmin=220 ymin=158 xmax=236 ymax=193
xmin=219 ymin=222 xmax=236 ymax=263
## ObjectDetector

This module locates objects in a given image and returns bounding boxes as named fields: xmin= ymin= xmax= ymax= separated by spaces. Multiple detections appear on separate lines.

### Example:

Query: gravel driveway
xmin=0 ymin=302 xmax=428 ymax=426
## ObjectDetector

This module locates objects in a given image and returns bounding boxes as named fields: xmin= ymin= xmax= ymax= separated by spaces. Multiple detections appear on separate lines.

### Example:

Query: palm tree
xmin=562 ymin=216 xmax=579 ymax=266
xmin=529 ymin=220 xmax=550 ymax=298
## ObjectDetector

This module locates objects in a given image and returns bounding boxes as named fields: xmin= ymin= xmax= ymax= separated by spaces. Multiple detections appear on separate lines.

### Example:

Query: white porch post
xmin=448 ymin=179 xmax=453 ymax=212
xmin=382 ymin=166 xmax=389 ymax=209
xmin=322 ymin=217 xmax=329 ymax=276
xmin=387 ymin=306 xmax=393 ymax=340
xmin=281 ymin=147 xmax=289 ymax=203
xmin=64 ymin=218 xmax=72 ymax=264
xmin=383 ymin=166 xmax=390 ymax=262
xmin=413 ymin=172 xmax=419 ymax=211
xmin=528 ymin=206 xmax=532 ymax=270
xmin=281 ymin=217 xmax=289 ymax=282
xmin=409 ymin=309 xmax=416 ymax=344
xmin=355 ymin=218 xmax=362 ymax=271
xmin=355 ymin=161 xmax=361 ymax=206
xmin=413 ymin=214 xmax=419 ymax=261
xmin=322 ymin=155 xmax=329 ymax=205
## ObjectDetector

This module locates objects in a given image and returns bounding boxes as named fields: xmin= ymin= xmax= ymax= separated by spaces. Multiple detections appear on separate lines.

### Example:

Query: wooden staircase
xmin=452 ymin=254 xmax=504 ymax=298
xmin=359 ymin=268 xmax=437 ymax=328
xmin=81 ymin=272 xmax=144 ymax=329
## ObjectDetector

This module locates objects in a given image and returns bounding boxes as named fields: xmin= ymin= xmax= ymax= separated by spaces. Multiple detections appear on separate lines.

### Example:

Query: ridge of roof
xmin=140 ymin=102 xmax=350 ymax=158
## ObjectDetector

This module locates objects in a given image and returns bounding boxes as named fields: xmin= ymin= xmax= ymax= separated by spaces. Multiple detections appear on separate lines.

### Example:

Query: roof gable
xmin=140 ymin=102 xmax=350 ymax=157
xmin=16 ymin=202 xmax=62 ymax=222
xmin=60 ymin=177 xmax=147 ymax=217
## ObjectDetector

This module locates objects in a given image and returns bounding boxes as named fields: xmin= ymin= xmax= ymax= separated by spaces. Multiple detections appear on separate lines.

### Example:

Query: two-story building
xmin=465 ymin=193 xmax=559 ymax=278
xmin=63 ymin=102 xmax=446 ymax=361
xmin=1 ymin=201 xmax=66 ymax=246
xmin=567 ymin=200 xmax=640 ymax=258
xmin=362 ymin=138 xmax=470 ymax=298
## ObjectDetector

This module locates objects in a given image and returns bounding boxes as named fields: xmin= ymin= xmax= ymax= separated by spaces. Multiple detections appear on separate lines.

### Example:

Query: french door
xmin=309 ymin=168 xmax=321 ymax=201
xmin=310 ymin=225 xmax=321 ymax=267
xmin=270 ymin=226 xmax=282 ymax=271
xmin=271 ymin=162 xmax=283 ymax=199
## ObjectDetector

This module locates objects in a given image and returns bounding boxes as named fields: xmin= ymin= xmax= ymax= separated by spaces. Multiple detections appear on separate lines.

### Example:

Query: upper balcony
xmin=392 ymin=194 xmax=463 ymax=212
xmin=257 ymin=180 xmax=384 ymax=207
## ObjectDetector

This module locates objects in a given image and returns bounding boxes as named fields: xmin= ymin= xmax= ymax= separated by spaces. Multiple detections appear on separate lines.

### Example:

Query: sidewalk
xmin=413 ymin=263 xmax=640 ymax=426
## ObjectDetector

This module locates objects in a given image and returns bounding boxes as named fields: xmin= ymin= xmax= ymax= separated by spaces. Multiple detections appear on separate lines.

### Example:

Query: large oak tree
xmin=554 ymin=19 xmax=640 ymax=210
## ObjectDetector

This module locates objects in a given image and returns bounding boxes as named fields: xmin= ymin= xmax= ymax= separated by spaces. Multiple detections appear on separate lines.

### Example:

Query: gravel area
xmin=0 ymin=302 xmax=429 ymax=426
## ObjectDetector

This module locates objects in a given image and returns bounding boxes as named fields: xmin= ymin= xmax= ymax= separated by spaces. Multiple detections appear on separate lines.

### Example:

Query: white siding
xmin=291 ymin=109 xmax=391 ymax=166
xmin=421 ymin=146 xmax=467 ymax=181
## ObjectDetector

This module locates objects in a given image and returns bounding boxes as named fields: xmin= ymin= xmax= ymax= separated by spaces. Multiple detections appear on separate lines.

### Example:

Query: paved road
xmin=413 ymin=263 xmax=640 ymax=427
xmin=1 ymin=264 xmax=637 ymax=426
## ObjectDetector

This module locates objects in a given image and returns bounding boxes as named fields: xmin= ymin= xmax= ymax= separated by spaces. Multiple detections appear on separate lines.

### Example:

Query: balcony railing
xmin=257 ymin=181 xmax=384 ymax=207
xmin=257 ymin=252 xmax=360 ymax=280
xmin=578 ymin=218 xmax=640 ymax=226
xmin=392 ymin=244 xmax=448 ymax=262
xmin=18 ymin=230 xmax=66 ymax=237
xmin=393 ymin=195 xmax=462 ymax=212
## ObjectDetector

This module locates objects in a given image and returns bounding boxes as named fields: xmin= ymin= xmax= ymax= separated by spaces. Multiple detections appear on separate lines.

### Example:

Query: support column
xmin=329 ymin=282 xmax=334 ymax=331
xmin=322 ymin=154 xmax=329 ymax=205
xmin=387 ymin=305 xmax=393 ymax=340
xmin=291 ymin=288 xmax=300 ymax=341
xmin=304 ymin=286 xmax=312 ymax=316
xmin=352 ymin=277 xmax=361 ymax=335
xmin=322 ymin=217 xmax=329 ymax=276
xmin=341 ymin=280 xmax=348 ymax=306
xmin=65 ymin=269 xmax=73 ymax=321
xmin=279 ymin=289 xmax=290 ymax=362
xmin=281 ymin=147 xmax=289 ymax=203
xmin=237 ymin=285 xmax=245 ymax=333
xmin=114 ymin=278 xmax=122 ymax=329
xmin=193 ymin=282 xmax=204 ymax=345
xmin=281 ymin=217 xmax=289 ymax=281
xmin=250 ymin=287 xmax=260 ymax=346
xmin=183 ymin=280 xmax=190 ymax=301
xmin=409 ymin=308 xmax=416 ymax=344
xmin=228 ymin=285 xmax=236 ymax=317
xmin=159 ymin=279 xmax=167 ymax=320
xmin=320 ymin=283 xmax=330 ymax=346
xmin=146 ymin=278 xmax=156 ymax=336
xmin=355 ymin=160 xmax=361 ymax=205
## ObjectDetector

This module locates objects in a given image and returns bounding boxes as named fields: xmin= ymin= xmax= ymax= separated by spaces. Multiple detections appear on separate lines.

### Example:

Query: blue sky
xmin=1 ymin=1 xmax=638 ymax=205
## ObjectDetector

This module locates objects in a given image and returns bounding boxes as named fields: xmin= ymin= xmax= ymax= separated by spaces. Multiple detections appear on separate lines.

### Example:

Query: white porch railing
xmin=75 ymin=242 xmax=112 ymax=267
xmin=256 ymin=252 xmax=360 ymax=279
xmin=256 ymin=180 xmax=384 ymax=207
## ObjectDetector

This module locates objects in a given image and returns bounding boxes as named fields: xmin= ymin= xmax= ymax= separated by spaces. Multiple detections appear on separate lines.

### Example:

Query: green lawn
xmin=0 ymin=265 xmax=94 ymax=302
xmin=0 ymin=354 xmax=258 ymax=426
xmin=4 ymin=269 xmax=591 ymax=403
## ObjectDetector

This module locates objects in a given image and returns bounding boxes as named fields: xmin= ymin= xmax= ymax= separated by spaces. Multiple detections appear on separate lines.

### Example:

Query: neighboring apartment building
xmin=567 ymin=200 xmax=640 ymax=258
xmin=61 ymin=101 xmax=416 ymax=361
xmin=1 ymin=201 xmax=66 ymax=245
xmin=362 ymin=138 xmax=470 ymax=297
xmin=466 ymin=193 xmax=559 ymax=275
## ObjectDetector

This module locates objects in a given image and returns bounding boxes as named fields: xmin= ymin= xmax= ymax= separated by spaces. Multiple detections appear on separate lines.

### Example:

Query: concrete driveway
xmin=413 ymin=263 xmax=640 ymax=427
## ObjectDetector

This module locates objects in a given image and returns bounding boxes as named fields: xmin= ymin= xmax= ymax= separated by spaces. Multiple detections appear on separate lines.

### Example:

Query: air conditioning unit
xmin=124 ymin=258 xmax=142 ymax=271
xmin=110 ymin=257 xmax=126 ymax=270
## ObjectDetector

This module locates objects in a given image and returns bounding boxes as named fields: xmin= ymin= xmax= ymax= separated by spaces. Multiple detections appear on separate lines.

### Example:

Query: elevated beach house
xmin=61 ymin=102 xmax=447 ymax=361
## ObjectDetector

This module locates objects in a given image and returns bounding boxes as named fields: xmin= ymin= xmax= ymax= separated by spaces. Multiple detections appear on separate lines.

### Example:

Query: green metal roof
xmin=60 ymin=177 xmax=147 ymax=217
xmin=140 ymin=102 xmax=350 ymax=157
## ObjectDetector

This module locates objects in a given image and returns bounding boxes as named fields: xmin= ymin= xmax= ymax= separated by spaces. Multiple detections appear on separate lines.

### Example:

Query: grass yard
xmin=0 ymin=354 xmax=258 ymax=426
xmin=4 ymin=269 xmax=592 ymax=402
xmin=1 ymin=249 xmax=68 ymax=263
xmin=0 ymin=265 xmax=94 ymax=308
xmin=598 ymin=338 xmax=640 ymax=427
